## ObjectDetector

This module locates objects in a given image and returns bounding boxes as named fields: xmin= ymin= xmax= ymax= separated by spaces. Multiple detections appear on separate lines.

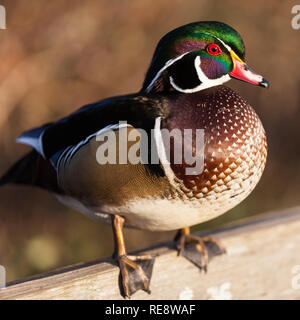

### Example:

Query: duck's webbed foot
xmin=174 ymin=227 xmax=226 ymax=272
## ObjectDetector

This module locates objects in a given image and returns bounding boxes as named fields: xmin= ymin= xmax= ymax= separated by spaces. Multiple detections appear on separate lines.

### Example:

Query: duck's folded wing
xmin=16 ymin=94 xmax=165 ymax=159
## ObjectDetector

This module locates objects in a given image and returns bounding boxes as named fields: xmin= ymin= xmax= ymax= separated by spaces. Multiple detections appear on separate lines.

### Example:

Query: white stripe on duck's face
xmin=146 ymin=52 xmax=231 ymax=94
xmin=169 ymin=56 xmax=230 ymax=93
xmin=146 ymin=34 xmax=233 ymax=94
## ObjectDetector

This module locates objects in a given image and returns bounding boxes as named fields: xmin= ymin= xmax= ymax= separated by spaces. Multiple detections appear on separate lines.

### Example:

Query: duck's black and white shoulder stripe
xmin=15 ymin=94 xmax=167 ymax=161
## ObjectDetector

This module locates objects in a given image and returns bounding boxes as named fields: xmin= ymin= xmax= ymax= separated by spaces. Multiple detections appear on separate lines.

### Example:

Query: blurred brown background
xmin=0 ymin=0 xmax=299 ymax=282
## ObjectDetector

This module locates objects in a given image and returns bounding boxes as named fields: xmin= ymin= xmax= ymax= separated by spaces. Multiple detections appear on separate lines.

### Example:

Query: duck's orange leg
xmin=112 ymin=215 xmax=155 ymax=298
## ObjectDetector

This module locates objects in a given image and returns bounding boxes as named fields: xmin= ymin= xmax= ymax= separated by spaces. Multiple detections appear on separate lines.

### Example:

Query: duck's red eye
xmin=206 ymin=44 xmax=222 ymax=56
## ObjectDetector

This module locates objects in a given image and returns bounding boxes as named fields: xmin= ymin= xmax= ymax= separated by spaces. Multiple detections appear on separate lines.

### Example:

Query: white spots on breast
xmin=201 ymin=187 xmax=209 ymax=193
xmin=196 ymin=192 xmax=204 ymax=198
xmin=211 ymin=174 xmax=217 ymax=181
xmin=229 ymin=162 xmax=238 ymax=169
xmin=218 ymin=172 xmax=226 ymax=179
xmin=224 ymin=168 xmax=232 ymax=174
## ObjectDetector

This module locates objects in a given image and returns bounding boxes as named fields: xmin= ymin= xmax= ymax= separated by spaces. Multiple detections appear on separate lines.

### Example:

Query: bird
xmin=0 ymin=21 xmax=268 ymax=298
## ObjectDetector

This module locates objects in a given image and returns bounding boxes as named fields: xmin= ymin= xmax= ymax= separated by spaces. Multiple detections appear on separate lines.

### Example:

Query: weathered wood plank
xmin=1 ymin=206 xmax=300 ymax=300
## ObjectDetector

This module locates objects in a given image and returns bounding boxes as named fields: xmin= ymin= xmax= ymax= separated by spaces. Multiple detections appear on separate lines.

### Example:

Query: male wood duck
xmin=0 ymin=21 xmax=268 ymax=298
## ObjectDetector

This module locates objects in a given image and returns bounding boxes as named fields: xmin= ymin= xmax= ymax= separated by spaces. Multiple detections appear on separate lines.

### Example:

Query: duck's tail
xmin=0 ymin=150 xmax=39 ymax=186
xmin=0 ymin=150 xmax=60 ymax=193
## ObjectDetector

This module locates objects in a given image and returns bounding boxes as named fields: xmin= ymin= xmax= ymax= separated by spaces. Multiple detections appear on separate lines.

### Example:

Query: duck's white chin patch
xmin=169 ymin=55 xmax=231 ymax=93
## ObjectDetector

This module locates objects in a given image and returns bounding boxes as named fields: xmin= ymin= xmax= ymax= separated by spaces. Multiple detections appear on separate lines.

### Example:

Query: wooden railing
xmin=1 ymin=206 xmax=300 ymax=300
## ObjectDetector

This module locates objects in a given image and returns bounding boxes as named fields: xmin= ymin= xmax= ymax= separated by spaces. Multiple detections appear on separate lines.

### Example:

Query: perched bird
xmin=0 ymin=21 xmax=268 ymax=298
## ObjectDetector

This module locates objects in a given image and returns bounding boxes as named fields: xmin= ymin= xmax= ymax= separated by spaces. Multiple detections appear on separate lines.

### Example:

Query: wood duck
xmin=0 ymin=21 xmax=268 ymax=298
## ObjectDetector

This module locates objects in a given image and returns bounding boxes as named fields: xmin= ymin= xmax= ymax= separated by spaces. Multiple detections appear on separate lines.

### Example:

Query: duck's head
xmin=142 ymin=21 xmax=269 ymax=94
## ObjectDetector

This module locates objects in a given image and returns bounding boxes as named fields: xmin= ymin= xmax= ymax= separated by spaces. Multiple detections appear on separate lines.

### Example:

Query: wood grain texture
xmin=1 ymin=206 xmax=300 ymax=300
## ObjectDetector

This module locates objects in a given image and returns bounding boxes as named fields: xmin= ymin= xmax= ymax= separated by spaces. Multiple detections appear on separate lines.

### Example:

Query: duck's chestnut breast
xmin=164 ymin=85 xmax=267 ymax=202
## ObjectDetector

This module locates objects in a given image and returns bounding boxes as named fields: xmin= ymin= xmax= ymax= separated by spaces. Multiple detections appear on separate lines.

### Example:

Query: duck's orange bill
xmin=229 ymin=50 xmax=269 ymax=88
